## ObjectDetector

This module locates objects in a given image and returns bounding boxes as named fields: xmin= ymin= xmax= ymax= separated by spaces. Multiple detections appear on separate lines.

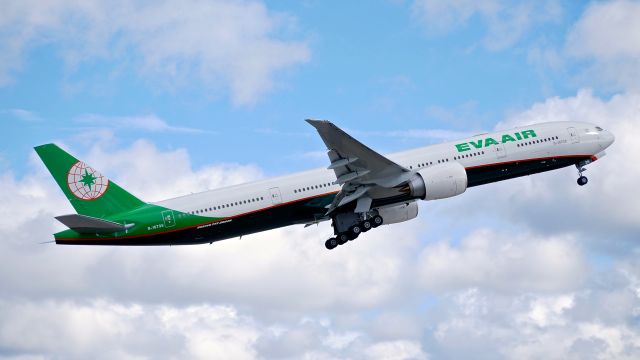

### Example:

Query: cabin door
xmin=567 ymin=127 xmax=579 ymax=143
xmin=269 ymin=187 xmax=282 ymax=205
xmin=493 ymin=143 xmax=507 ymax=159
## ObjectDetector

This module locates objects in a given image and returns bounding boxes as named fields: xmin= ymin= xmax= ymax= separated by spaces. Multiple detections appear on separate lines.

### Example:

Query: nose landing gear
xmin=576 ymin=163 xmax=589 ymax=186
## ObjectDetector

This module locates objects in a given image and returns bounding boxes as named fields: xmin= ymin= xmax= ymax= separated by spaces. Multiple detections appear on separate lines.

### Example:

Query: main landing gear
xmin=325 ymin=214 xmax=383 ymax=250
xmin=576 ymin=162 xmax=589 ymax=186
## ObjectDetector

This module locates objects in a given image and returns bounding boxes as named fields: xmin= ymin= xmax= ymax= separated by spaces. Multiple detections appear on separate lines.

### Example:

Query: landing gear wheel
xmin=361 ymin=220 xmax=372 ymax=232
xmin=325 ymin=238 xmax=338 ymax=250
xmin=349 ymin=225 xmax=362 ymax=240
xmin=337 ymin=233 xmax=349 ymax=245
xmin=577 ymin=176 xmax=588 ymax=186
xmin=372 ymin=215 xmax=383 ymax=228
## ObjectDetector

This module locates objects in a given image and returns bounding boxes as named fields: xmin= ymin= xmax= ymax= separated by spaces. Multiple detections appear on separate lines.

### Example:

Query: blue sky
xmin=2 ymin=1 xmax=590 ymax=175
xmin=2 ymin=1 xmax=640 ymax=359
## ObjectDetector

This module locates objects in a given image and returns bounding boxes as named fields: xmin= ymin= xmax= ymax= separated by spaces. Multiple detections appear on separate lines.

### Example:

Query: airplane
xmin=35 ymin=120 xmax=615 ymax=250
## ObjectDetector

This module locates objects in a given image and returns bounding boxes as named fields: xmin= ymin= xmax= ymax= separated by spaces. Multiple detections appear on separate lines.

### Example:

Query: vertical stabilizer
xmin=34 ymin=144 xmax=145 ymax=218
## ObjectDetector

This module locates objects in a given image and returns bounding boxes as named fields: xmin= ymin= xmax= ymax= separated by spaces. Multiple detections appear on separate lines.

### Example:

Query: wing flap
xmin=55 ymin=214 xmax=132 ymax=233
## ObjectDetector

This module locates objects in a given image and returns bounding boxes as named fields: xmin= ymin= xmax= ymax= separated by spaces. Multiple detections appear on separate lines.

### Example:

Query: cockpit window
xmin=595 ymin=126 xmax=604 ymax=131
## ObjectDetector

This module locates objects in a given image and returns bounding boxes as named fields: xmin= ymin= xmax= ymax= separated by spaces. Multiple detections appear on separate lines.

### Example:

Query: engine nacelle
xmin=405 ymin=162 xmax=468 ymax=201
xmin=377 ymin=202 xmax=419 ymax=225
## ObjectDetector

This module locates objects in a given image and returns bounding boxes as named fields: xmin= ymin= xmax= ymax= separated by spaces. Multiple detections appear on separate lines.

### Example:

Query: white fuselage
xmin=155 ymin=121 xmax=614 ymax=222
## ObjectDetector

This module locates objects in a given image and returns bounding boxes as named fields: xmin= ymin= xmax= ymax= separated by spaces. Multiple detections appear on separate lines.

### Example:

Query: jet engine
xmin=403 ymin=162 xmax=468 ymax=200
xmin=377 ymin=202 xmax=419 ymax=225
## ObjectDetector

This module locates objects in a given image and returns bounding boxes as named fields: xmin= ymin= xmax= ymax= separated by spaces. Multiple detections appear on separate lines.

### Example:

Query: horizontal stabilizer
xmin=55 ymin=214 xmax=132 ymax=233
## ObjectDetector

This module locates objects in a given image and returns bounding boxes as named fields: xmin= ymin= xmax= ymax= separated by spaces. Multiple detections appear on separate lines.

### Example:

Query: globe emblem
xmin=67 ymin=161 xmax=109 ymax=200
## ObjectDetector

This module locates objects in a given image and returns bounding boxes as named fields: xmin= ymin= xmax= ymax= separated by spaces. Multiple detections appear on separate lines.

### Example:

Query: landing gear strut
xmin=325 ymin=211 xmax=383 ymax=250
xmin=576 ymin=163 xmax=588 ymax=186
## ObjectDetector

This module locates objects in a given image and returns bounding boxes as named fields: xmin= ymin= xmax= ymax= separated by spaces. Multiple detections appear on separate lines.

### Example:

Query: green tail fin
xmin=34 ymin=144 xmax=146 ymax=218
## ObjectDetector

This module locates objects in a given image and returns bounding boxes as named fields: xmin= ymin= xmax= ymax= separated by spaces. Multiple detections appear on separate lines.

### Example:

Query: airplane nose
xmin=600 ymin=130 xmax=615 ymax=149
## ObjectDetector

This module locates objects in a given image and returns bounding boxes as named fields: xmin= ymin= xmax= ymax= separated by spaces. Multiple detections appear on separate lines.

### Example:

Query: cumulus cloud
xmin=0 ymin=0 xmax=310 ymax=104
xmin=0 ymin=298 xmax=437 ymax=360
xmin=364 ymin=340 xmax=428 ymax=360
xmin=83 ymin=139 xmax=263 ymax=201
xmin=565 ymin=0 xmax=640 ymax=92
xmin=411 ymin=0 xmax=561 ymax=50
xmin=3 ymin=96 xmax=640 ymax=357
xmin=0 ymin=300 xmax=258 ymax=360
xmin=485 ymin=90 xmax=640 ymax=247
xmin=426 ymin=284 xmax=640 ymax=359
xmin=417 ymin=229 xmax=587 ymax=293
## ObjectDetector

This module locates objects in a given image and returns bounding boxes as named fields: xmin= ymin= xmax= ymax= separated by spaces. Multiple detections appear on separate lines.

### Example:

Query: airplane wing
xmin=306 ymin=119 xmax=414 ymax=214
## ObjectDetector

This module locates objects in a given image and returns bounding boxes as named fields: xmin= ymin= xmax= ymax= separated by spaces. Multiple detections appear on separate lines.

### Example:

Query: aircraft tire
xmin=325 ymin=238 xmax=338 ymax=250
xmin=349 ymin=225 xmax=362 ymax=240
xmin=361 ymin=220 xmax=372 ymax=232
xmin=577 ymin=176 xmax=588 ymax=186
xmin=372 ymin=215 xmax=383 ymax=228
xmin=337 ymin=233 xmax=349 ymax=245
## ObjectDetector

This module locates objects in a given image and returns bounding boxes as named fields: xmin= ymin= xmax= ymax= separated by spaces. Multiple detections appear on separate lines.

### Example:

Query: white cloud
xmin=3 ymin=108 xmax=43 ymax=122
xmin=0 ymin=139 xmax=430 ymax=358
xmin=76 ymin=114 xmax=207 ymax=134
xmin=417 ymin=229 xmax=587 ymax=293
xmin=517 ymin=294 xmax=574 ymax=327
xmin=565 ymin=0 xmax=640 ymax=92
xmin=83 ymin=139 xmax=264 ymax=201
xmin=0 ymin=298 xmax=438 ymax=360
xmin=0 ymin=300 xmax=259 ymax=360
xmin=411 ymin=0 xmax=561 ymax=50
xmin=4 ymin=91 xmax=640 ymax=358
xmin=0 ymin=0 xmax=310 ymax=105
xmin=426 ymin=282 xmax=640 ymax=359
xmin=364 ymin=340 xmax=429 ymax=360
xmin=488 ymin=90 xmax=640 ymax=244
